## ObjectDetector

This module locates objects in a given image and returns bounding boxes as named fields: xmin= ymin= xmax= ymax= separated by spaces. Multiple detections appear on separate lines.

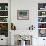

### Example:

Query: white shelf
xmin=38 ymin=10 xmax=46 ymax=11
xmin=0 ymin=16 xmax=8 ymax=17
xmin=38 ymin=28 xmax=46 ymax=29
xmin=0 ymin=10 xmax=8 ymax=11
xmin=38 ymin=22 xmax=46 ymax=23
xmin=38 ymin=16 xmax=46 ymax=17
xmin=0 ymin=22 xmax=8 ymax=23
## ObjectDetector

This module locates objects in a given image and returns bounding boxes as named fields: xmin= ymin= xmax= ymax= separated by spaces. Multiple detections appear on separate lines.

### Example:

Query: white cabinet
xmin=38 ymin=37 xmax=46 ymax=46
xmin=0 ymin=35 xmax=8 ymax=45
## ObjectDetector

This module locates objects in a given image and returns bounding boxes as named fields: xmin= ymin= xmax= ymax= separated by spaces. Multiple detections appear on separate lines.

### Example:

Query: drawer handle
xmin=43 ymin=39 xmax=45 ymax=40
xmin=1 ymin=39 xmax=3 ymax=40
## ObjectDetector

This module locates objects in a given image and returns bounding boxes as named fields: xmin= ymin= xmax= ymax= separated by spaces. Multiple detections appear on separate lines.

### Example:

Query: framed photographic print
xmin=17 ymin=10 xmax=29 ymax=20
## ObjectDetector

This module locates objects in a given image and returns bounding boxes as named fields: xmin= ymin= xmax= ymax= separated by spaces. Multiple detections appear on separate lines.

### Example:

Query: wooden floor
xmin=0 ymin=45 xmax=8 ymax=46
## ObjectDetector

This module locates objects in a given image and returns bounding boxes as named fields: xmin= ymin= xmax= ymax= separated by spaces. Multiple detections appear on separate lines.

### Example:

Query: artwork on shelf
xmin=38 ymin=11 xmax=46 ymax=16
xmin=38 ymin=23 xmax=46 ymax=28
xmin=38 ymin=17 xmax=46 ymax=22
xmin=38 ymin=29 xmax=46 ymax=37
xmin=0 ymin=23 xmax=8 ymax=30
xmin=0 ymin=11 xmax=8 ymax=16
xmin=0 ymin=3 xmax=8 ymax=10
xmin=0 ymin=23 xmax=8 ymax=37
xmin=0 ymin=17 xmax=8 ymax=22
xmin=17 ymin=10 xmax=29 ymax=20
xmin=38 ymin=3 xmax=46 ymax=10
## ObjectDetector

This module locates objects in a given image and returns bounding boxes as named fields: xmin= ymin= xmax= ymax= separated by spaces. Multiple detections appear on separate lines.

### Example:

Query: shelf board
xmin=38 ymin=22 xmax=46 ymax=23
xmin=0 ymin=10 xmax=8 ymax=11
xmin=38 ymin=10 xmax=46 ymax=11
xmin=0 ymin=16 xmax=8 ymax=17
xmin=38 ymin=16 xmax=46 ymax=17
xmin=38 ymin=28 xmax=46 ymax=29
xmin=0 ymin=22 xmax=8 ymax=23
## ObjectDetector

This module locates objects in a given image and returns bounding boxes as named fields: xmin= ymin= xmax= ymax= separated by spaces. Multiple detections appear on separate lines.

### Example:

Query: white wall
xmin=11 ymin=0 xmax=38 ymax=30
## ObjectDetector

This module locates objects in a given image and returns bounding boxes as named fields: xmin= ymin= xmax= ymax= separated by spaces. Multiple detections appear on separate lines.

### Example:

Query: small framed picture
xmin=17 ymin=10 xmax=29 ymax=20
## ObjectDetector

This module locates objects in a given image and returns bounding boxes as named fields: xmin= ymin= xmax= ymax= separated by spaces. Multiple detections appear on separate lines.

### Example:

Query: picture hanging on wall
xmin=17 ymin=10 xmax=29 ymax=20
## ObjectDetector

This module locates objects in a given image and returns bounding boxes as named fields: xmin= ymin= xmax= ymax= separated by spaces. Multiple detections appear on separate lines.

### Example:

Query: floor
xmin=0 ymin=45 xmax=8 ymax=46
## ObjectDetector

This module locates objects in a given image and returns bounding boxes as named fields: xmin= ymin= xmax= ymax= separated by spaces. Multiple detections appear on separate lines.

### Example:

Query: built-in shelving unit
xmin=0 ymin=3 xmax=8 ymax=37
xmin=38 ymin=3 xmax=46 ymax=37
